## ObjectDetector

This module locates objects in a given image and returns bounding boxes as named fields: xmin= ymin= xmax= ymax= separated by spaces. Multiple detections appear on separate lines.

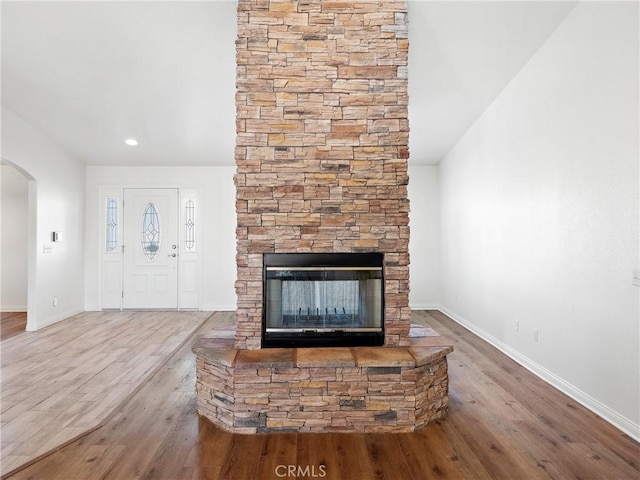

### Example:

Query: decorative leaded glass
xmin=106 ymin=198 xmax=118 ymax=253
xmin=184 ymin=199 xmax=195 ymax=251
xmin=141 ymin=203 xmax=161 ymax=262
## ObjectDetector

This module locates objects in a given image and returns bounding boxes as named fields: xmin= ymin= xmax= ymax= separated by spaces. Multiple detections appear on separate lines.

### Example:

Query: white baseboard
xmin=1 ymin=305 xmax=28 ymax=312
xmin=200 ymin=304 xmax=236 ymax=312
xmin=84 ymin=305 xmax=236 ymax=312
xmin=437 ymin=305 xmax=640 ymax=443
xmin=410 ymin=303 xmax=440 ymax=310
xmin=26 ymin=307 xmax=84 ymax=331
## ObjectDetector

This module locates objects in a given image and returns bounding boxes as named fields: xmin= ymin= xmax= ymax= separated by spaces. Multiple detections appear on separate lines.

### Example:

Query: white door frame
xmin=98 ymin=185 xmax=201 ymax=310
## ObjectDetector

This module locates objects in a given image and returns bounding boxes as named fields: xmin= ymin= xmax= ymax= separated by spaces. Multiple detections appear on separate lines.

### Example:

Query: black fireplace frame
xmin=262 ymin=253 xmax=385 ymax=348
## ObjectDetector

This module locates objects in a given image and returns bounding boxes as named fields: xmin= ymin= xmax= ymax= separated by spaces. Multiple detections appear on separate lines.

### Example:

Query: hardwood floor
xmin=0 ymin=312 xmax=27 ymax=342
xmin=7 ymin=310 xmax=639 ymax=480
xmin=0 ymin=310 xmax=211 ymax=478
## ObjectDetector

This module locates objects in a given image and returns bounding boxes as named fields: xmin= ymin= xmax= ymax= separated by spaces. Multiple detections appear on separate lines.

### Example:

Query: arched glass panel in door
xmin=141 ymin=203 xmax=161 ymax=262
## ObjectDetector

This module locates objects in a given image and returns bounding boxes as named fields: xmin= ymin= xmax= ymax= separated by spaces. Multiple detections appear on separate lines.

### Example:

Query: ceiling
xmin=1 ymin=1 xmax=577 ymax=167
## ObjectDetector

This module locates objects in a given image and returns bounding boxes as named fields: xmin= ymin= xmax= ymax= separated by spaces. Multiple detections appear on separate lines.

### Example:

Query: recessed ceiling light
xmin=124 ymin=138 xmax=138 ymax=146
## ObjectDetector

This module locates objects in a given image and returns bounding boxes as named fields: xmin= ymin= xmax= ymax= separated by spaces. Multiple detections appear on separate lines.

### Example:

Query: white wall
xmin=1 ymin=107 xmax=86 ymax=330
xmin=408 ymin=165 xmax=439 ymax=308
xmin=85 ymin=166 xmax=236 ymax=311
xmin=1 ymin=164 xmax=29 ymax=311
xmin=439 ymin=2 xmax=639 ymax=439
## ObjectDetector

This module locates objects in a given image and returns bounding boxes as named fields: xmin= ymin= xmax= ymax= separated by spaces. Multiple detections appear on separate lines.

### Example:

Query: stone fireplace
xmin=234 ymin=0 xmax=411 ymax=350
xmin=193 ymin=0 xmax=453 ymax=433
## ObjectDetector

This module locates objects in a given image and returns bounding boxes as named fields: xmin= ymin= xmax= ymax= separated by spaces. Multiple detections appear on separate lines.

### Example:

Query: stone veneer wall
xmin=235 ymin=0 xmax=411 ymax=350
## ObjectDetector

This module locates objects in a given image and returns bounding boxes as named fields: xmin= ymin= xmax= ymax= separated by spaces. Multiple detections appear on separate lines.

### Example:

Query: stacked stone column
xmin=235 ymin=0 xmax=410 ymax=350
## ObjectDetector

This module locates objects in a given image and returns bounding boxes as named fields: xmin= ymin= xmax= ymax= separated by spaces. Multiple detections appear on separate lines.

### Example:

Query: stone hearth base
xmin=193 ymin=327 xmax=453 ymax=433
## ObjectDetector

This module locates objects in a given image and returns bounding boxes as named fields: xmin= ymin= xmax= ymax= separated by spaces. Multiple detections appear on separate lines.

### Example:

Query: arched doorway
xmin=1 ymin=159 xmax=36 ymax=338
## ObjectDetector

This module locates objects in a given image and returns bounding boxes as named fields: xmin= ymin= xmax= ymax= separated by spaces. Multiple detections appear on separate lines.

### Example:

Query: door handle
xmin=168 ymin=253 xmax=177 ymax=258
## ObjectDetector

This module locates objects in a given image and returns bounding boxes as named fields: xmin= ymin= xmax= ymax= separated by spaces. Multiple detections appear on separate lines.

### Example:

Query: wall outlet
xmin=633 ymin=270 xmax=640 ymax=286
xmin=52 ymin=297 xmax=58 ymax=307
xmin=514 ymin=320 xmax=520 ymax=332
xmin=533 ymin=328 xmax=539 ymax=343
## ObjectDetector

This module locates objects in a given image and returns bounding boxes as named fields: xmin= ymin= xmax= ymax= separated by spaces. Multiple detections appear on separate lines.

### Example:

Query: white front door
xmin=123 ymin=188 xmax=179 ymax=309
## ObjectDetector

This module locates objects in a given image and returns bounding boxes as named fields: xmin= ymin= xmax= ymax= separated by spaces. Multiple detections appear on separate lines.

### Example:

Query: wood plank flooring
xmin=0 ymin=313 xmax=27 ymax=342
xmin=6 ymin=310 xmax=639 ymax=480
xmin=0 ymin=310 xmax=211 ymax=478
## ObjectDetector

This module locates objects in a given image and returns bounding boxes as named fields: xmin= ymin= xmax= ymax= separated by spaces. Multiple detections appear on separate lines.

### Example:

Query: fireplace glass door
xmin=263 ymin=253 xmax=384 ymax=348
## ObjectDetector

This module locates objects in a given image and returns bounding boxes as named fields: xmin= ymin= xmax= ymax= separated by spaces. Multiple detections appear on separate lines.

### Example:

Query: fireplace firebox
xmin=262 ymin=253 xmax=384 ymax=348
